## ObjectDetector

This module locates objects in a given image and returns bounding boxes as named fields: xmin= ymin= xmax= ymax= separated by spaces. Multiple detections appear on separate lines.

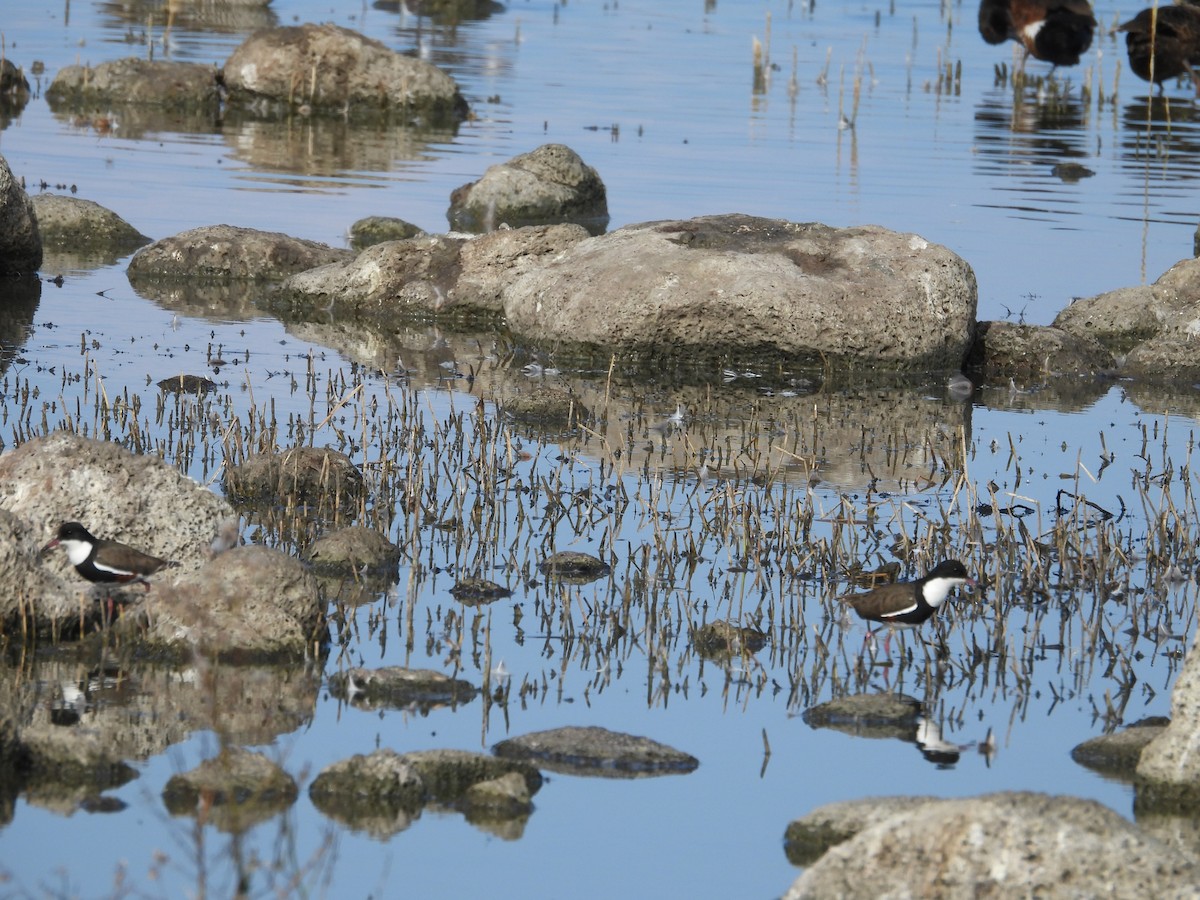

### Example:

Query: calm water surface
xmin=1 ymin=2 xmax=1200 ymax=898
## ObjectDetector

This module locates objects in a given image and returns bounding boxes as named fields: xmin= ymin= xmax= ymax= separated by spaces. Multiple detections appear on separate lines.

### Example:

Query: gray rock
xmin=401 ymin=748 xmax=542 ymax=802
xmin=448 ymin=144 xmax=608 ymax=233
xmin=449 ymin=576 xmax=512 ymax=604
xmin=306 ymin=526 xmax=401 ymax=572
xmin=692 ymin=620 xmax=768 ymax=660
xmin=1124 ymin=336 xmax=1200 ymax=382
xmin=46 ymin=58 xmax=220 ymax=112
xmin=965 ymin=321 xmax=1115 ymax=380
xmin=493 ymin=725 xmax=699 ymax=777
xmin=328 ymin=666 xmax=479 ymax=712
xmin=224 ymin=446 xmax=364 ymax=510
xmin=1071 ymin=717 xmax=1169 ymax=781
xmin=499 ymin=382 xmax=592 ymax=432
xmin=162 ymin=747 xmax=298 ymax=833
xmin=462 ymin=771 xmax=533 ymax=820
xmin=1054 ymin=285 xmax=1172 ymax=352
xmin=1138 ymin=644 xmax=1200 ymax=811
xmin=127 ymin=224 xmax=353 ymax=283
xmin=309 ymin=748 xmax=426 ymax=837
xmin=783 ymin=796 xmax=942 ymax=866
xmin=349 ymin=216 xmax=425 ymax=250
xmin=223 ymin=23 xmax=467 ymax=122
xmin=0 ymin=153 xmax=41 ymax=275
xmin=537 ymin=550 xmax=610 ymax=582
xmin=454 ymin=223 xmax=591 ymax=313
xmin=501 ymin=215 xmax=977 ymax=373
xmin=138 ymin=545 xmax=324 ymax=659
xmin=784 ymin=792 xmax=1198 ymax=899
xmin=279 ymin=224 xmax=588 ymax=321
xmin=0 ymin=432 xmax=231 ymax=635
xmin=30 ymin=195 xmax=150 ymax=254
xmin=279 ymin=233 xmax=468 ymax=318
xmin=802 ymin=692 xmax=923 ymax=739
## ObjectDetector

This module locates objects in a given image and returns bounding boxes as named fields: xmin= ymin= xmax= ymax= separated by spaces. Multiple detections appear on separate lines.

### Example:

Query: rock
xmin=449 ymin=577 xmax=512 ymax=604
xmin=278 ymin=234 xmax=468 ymax=318
xmin=327 ymin=666 xmax=478 ymax=712
xmin=127 ymin=225 xmax=353 ymax=283
xmin=493 ymin=725 xmax=699 ymax=777
xmin=46 ymin=59 xmax=220 ymax=112
xmin=783 ymin=796 xmax=942 ymax=866
xmin=0 ymin=154 xmax=42 ymax=275
xmin=501 ymin=215 xmax=977 ymax=373
xmin=499 ymin=382 xmax=592 ymax=432
xmin=1054 ymin=285 xmax=1171 ymax=352
xmin=162 ymin=747 xmax=298 ymax=833
xmin=462 ymin=771 xmax=533 ymax=820
xmin=692 ymin=620 xmax=768 ymax=660
xmin=537 ymin=550 xmax=610 ymax=582
xmin=223 ymin=23 xmax=468 ymax=123
xmin=1071 ymin=717 xmax=1170 ymax=780
xmin=801 ymin=692 xmax=923 ymax=739
xmin=279 ymin=224 xmax=588 ymax=322
xmin=224 ymin=446 xmax=364 ymax=510
xmin=349 ymin=216 xmax=426 ymax=249
xmin=1124 ymin=336 xmax=1200 ymax=382
xmin=305 ymin=526 xmax=401 ymax=573
xmin=137 ymin=545 xmax=325 ymax=660
xmin=157 ymin=374 xmax=218 ymax=394
xmin=309 ymin=748 xmax=426 ymax=837
xmin=401 ymin=748 xmax=542 ymax=802
xmin=965 ymin=321 xmax=1115 ymax=381
xmin=454 ymin=223 xmax=591 ymax=313
xmin=30 ymin=195 xmax=150 ymax=255
xmin=0 ymin=432 xmax=232 ymax=635
xmin=1137 ymin=645 xmax=1200 ymax=811
xmin=1 ymin=59 xmax=30 ymax=103
xmin=448 ymin=144 xmax=608 ymax=233
xmin=784 ymin=792 xmax=1197 ymax=898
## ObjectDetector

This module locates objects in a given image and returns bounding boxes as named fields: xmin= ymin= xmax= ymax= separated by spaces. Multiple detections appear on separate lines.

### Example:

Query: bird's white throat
xmin=61 ymin=539 xmax=93 ymax=566
xmin=923 ymin=576 xmax=969 ymax=608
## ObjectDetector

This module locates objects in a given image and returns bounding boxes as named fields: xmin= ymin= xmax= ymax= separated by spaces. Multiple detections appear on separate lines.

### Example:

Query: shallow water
xmin=1 ymin=2 xmax=1200 ymax=899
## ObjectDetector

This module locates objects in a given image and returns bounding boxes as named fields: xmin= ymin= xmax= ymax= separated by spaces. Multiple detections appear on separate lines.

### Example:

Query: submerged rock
xmin=692 ymin=620 xmax=768 ymax=659
xmin=162 ymin=747 xmax=298 ymax=833
xmin=127 ymin=225 xmax=353 ymax=283
xmin=305 ymin=526 xmax=401 ymax=573
xmin=30 ymin=195 xmax=150 ymax=256
xmin=501 ymin=215 xmax=977 ymax=374
xmin=802 ymin=692 xmax=923 ymax=738
xmin=46 ymin=59 xmax=220 ymax=112
xmin=328 ymin=666 xmax=478 ymax=712
xmin=784 ymin=792 xmax=1197 ymax=898
xmin=1071 ymin=717 xmax=1169 ymax=781
xmin=447 ymin=144 xmax=608 ymax=233
xmin=224 ymin=446 xmax=364 ymax=510
xmin=349 ymin=216 xmax=425 ymax=249
xmin=537 ymin=550 xmax=610 ymax=582
xmin=493 ymin=725 xmax=699 ymax=777
xmin=965 ymin=321 xmax=1115 ymax=380
xmin=449 ymin=577 xmax=512 ymax=604
xmin=309 ymin=747 xmax=541 ymax=837
xmin=223 ymin=23 xmax=468 ymax=123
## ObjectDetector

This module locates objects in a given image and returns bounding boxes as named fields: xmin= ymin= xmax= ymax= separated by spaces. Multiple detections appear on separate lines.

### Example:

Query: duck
xmin=840 ymin=559 xmax=976 ymax=655
xmin=978 ymin=0 xmax=1097 ymax=69
xmin=1118 ymin=4 xmax=1200 ymax=96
